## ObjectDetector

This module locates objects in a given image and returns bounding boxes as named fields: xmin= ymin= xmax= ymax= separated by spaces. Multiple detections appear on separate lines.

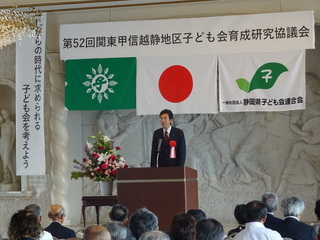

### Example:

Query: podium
xmin=117 ymin=166 xmax=198 ymax=230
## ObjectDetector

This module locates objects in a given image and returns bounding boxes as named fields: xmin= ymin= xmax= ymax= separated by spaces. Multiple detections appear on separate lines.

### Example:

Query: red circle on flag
xmin=158 ymin=65 xmax=193 ymax=103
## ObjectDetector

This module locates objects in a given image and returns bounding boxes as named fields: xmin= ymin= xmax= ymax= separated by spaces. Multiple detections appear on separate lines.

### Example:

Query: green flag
xmin=65 ymin=57 xmax=136 ymax=110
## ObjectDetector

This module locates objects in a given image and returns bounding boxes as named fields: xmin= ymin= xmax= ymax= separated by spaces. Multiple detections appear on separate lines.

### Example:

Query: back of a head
xmin=8 ymin=209 xmax=42 ymax=240
xmin=195 ymin=218 xmax=225 ymax=240
xmin=281 ymin=196 xmax=305 ymax=217
xmin=139 ymin=231 xmax=170 ymax=240
xmin=25 ymin=204 xmax=42 ymax=219
xmin=261 ymin=192 xmax=278 ymax=212
xmin=48 ymin=204 xmax=65 ymax=220
xmin=245 ymin=200 xmax=268 ymax=222
xmin=110 ymin=204 xmax=129 ymax=222
xmin=315 ymin=199 xmax=320 ymax=220
xmin=233 ymin=204 xmax=247 ymax=225
xmin=129 ymin=208 xmax=158 ymax=239
xmin=84 ymin=225 xmax=111 ymax=240
xmin=187 ymin=209 xmax=206 ymax=222
xmin=169 ymin=212 xmax=196 ymax=240
xmin=106 ymin=221 xmax=127 ymax=240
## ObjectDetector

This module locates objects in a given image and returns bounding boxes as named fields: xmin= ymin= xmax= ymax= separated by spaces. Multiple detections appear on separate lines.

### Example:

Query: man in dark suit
xmin=44 ymin=204 xmax=77 ymax=239
xmin=261 ymin=192 xmax=282 ymax=228
xmin=150 ymin=109 xmax=186 ymax=167
xmin=270 ymin=196 xmax=316 ymax=240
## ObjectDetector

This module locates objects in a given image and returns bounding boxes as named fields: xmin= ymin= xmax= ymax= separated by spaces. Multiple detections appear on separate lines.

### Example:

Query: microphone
xmin=157 ymin=139 xmax=162 ymax=152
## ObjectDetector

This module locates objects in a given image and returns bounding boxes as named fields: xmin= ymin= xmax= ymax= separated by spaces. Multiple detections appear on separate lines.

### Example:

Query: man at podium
xmin=150 ymin=109 xmax=186 ymax=167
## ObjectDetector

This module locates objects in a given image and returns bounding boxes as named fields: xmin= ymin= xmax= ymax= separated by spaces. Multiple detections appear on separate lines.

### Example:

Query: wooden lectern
xmin=117 ymin=166 xmax=198 ymax=230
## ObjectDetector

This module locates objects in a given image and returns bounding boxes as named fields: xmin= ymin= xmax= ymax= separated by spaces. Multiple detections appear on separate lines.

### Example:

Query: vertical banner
xmin=219 ymin=50 xmax=305 ymax=112
xmin=16 ymin=13 xmax=47 ymax=175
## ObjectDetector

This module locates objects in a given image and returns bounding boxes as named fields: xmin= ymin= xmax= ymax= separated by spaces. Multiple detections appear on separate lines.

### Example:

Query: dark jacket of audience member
xmin=270 ymin=196 xmax=316 ymax=240
xmin=195 ymin=218 xmax=225 ymax=240
xmin=169 ymin=212 xmax=196 ymax=240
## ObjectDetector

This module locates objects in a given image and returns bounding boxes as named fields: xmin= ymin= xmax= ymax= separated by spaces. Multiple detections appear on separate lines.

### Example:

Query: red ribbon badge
xmin=169 ymin=141 xmax=176 ymax=158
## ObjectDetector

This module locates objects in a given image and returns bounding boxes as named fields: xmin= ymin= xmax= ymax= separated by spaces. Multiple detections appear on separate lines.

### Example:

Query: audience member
xmin=109 ymin=204 xmax=129 ymax=224
xmin=261 ymin=192 xmax=282 ymax=228
xmin=270 ymin=196 xmax=316 ymax=240
xmin=44 ymin=204 xmax=77 ymax=239
xmin=8 ymin=209 xmax=42 ymax=240
xmin=187 ymin=209 xmax=206 ymax=222
xmin=314 ymin=199 xmax=320 ymax=239
xmin=139 ymin=231 xmax=170 ymax=240
xmin=234 ymin=200 xmax=282 ymax=240
xmin=24 ymin=204 xmax=53 ymax=240
xmin=105 ymin=221 xmax=128 ymax=240
xmin=227 ymin=204 xmax=246 ymax=238
xmin=129 ymin=208 xmax=158 ymax=240
xmin=103 ymin=204 xmax=133 ymax=240
xmin=169 ymin=212 xmax=196 ymax=240
xmin=195 ymin=218 xmax=225 ymax=240
xmin=83 ymin=225 xmax=111 ymax=240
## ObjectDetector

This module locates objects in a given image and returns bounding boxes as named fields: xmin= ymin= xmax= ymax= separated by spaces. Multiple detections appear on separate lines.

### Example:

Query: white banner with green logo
xmin=219 ymin=50 xmax=305 ymax=112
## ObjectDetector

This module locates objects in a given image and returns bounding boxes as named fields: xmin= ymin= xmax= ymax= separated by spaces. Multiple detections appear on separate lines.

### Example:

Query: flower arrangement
xmin=71 ymin=131 xmax=128 ymax=182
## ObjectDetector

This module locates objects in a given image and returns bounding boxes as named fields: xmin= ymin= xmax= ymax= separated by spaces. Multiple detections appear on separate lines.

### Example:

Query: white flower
xmin=103 ymin=135 xmax=110 ymax=143
xmin=98 ymin=153 xmax=106 ymax=162
xmin=87 ymin=141 xmax=94 ymax=150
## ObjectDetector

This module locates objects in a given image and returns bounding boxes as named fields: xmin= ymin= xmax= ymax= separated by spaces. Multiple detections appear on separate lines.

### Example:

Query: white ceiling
xmin=0 ymin=0 xmax=319 ymax=25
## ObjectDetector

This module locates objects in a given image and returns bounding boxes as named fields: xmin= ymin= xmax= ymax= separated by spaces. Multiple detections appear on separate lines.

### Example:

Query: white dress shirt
xmin=234 ymin=222 xmax=283 ymax=240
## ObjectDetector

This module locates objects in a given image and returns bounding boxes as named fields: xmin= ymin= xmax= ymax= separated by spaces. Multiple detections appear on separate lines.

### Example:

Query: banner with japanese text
xmin=219 ymin=50 xmax=305 ymax=112
xmin=65 ymin=58 xmax=136 ymax=110
xmin=16 ymin=13 xmax=47 ymax=175
xmin=59 ymin=11 xmax=314 ymax=60
xmin=136 ymin=54 xmax=218 ymax=115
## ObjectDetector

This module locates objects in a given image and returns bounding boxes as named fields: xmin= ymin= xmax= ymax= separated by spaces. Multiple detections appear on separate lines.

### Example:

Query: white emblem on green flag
xmin=65 ymin=57 xmax=136 ymax=110
xmin=84 ymin=64 xmax=118 ymax=103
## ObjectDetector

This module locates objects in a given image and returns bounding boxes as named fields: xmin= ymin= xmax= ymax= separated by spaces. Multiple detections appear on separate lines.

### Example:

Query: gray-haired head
xmin=105 ymin=222 xmax=127 ymax=240
xmin=139 ymin=231 xmax=170 ymax=240
xmin=261 ymin=192 xmax=278 ymax=212
xmin=129 ymin=208 xmax=158 ymax=240
xmin=25 ymin=204 xmax=42 ymax=219
xmin=281 ymin=196 xmax=305 ymax=217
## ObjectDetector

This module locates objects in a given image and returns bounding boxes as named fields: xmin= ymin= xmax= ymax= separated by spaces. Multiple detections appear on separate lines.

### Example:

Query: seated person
xmin=314 ymin=199 xmax=320 ymax=238
xmin=103 ymin=204 xmax=132 ymax=240
xmin=139 ymin=230 xmax=170 ymax=240
xmin=270 ymin=196 xmax=316 ymax=240
xmin=105 ymin=221 xmax=127 ymax=240
xmin=83 ymin=225 xmax=111 ymax=240
xmin=44 ymin=204 xmax=77 ymax=239
xmin=195 ymin=218 xmax=225 ymax=240
xmin=169 ymin=212 xmax=196 ymax=240
xmin=8 ymin=209 xmax=42 ymax=240
xmin=129 ymin=208 xmax=158 ymax=240
xmin=261 ymin=192 xmax=282 ymax=228
xmin=25 ymin=204 xmax=53 ymax=240
xmin=187 ymin=209 xmax=206 ymax=222
xmin=227 ymin=204 xmax=246 ymax=238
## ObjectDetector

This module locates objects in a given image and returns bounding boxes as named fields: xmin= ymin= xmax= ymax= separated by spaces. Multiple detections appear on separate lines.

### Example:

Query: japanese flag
xmin=137 ymin=54 xmax=218 ymax=115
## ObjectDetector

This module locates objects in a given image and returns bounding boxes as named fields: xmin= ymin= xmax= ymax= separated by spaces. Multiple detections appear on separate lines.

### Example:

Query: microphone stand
xmin=156 ymin=151 xmax=160 ymax=167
